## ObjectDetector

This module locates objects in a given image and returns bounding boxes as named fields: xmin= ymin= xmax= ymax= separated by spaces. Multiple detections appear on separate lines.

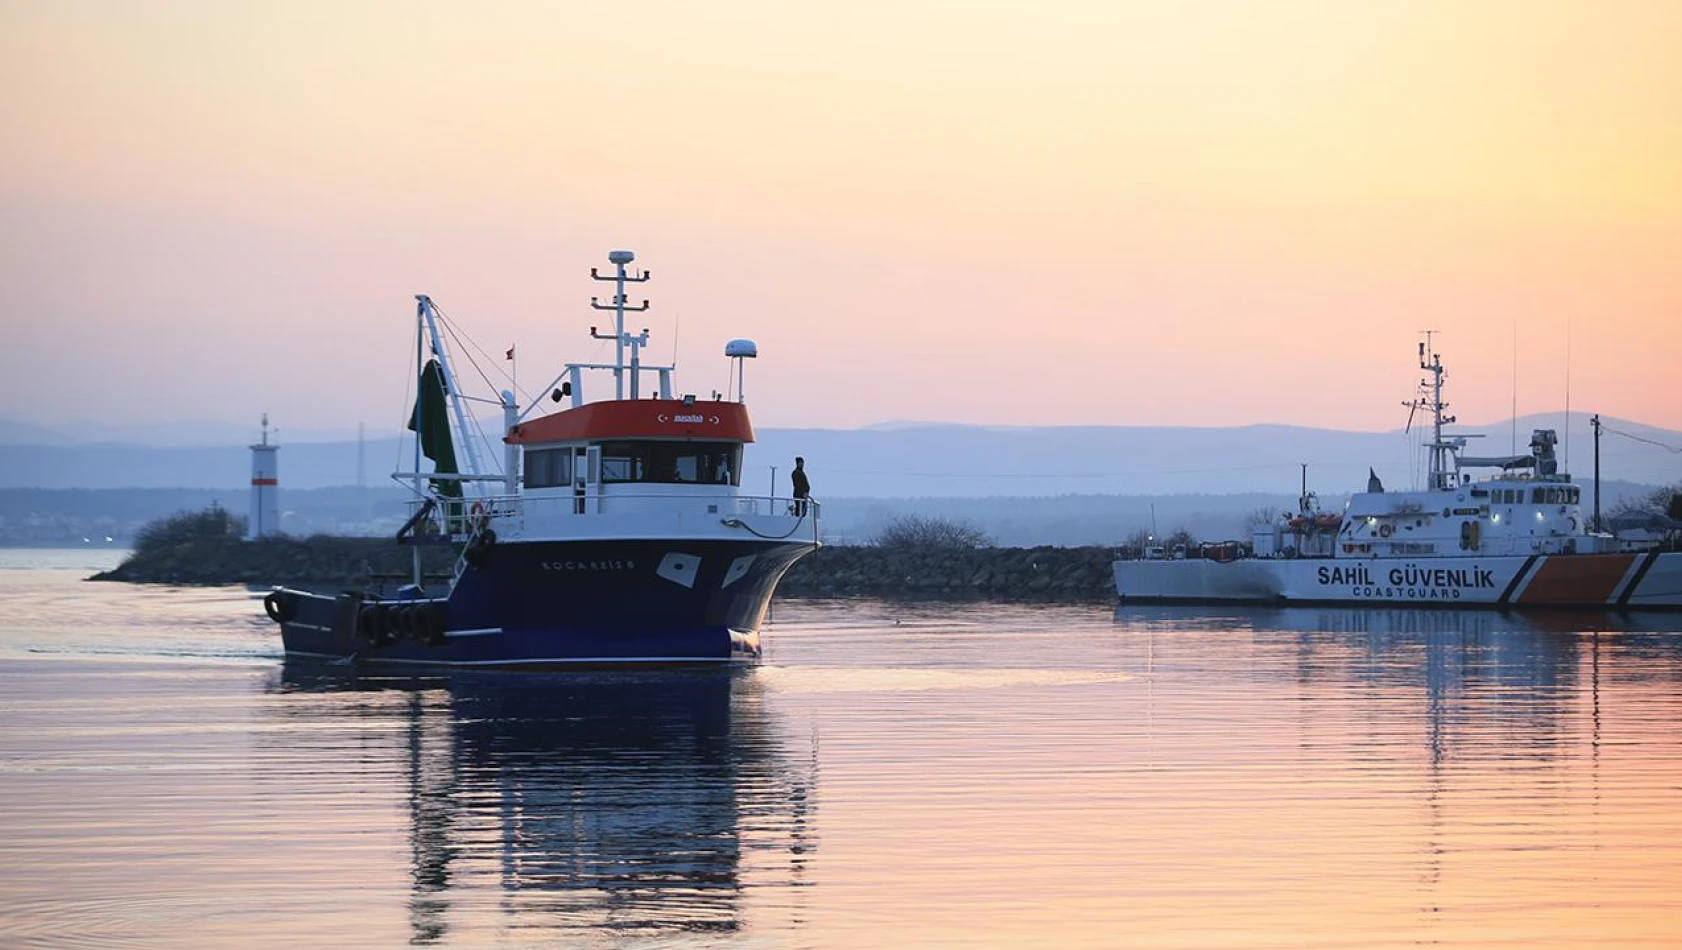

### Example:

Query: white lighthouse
xmin=248 ymin=414 xmax=280 ymax=539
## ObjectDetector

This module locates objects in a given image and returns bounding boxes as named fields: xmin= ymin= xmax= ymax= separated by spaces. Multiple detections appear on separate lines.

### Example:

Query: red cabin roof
xmin=505 ymin=399 xmax=755 ymax=445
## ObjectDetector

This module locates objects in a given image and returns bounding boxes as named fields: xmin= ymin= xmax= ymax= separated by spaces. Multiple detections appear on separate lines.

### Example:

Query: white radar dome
xmin=725 ymin=339 xmax=758 ymax=358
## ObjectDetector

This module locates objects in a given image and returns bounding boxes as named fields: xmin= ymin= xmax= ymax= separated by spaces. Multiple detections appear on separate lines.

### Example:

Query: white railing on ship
xmin=406 ymin=493 xmax=820 ymax=537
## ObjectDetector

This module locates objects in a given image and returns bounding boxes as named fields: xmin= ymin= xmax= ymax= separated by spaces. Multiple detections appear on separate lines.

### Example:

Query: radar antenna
xmin=1402 ymin=331 xmax=1459 ymax=491
xmin=589 ymin=250 xmax=652 ymax=400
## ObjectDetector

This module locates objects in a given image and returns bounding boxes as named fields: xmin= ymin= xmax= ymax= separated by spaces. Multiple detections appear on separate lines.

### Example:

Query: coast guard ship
xmin=1113 ymin=338 xmax=1681 ymax=610
xmin=264 ymin=250 xmax=820 ymax=665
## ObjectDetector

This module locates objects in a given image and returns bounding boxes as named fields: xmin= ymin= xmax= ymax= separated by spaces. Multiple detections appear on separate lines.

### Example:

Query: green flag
xmin=407 ymin=359 xmax=461 ymax=500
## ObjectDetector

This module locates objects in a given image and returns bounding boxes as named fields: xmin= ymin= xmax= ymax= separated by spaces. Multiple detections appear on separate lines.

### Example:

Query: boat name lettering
xmin=541 ymin=559 xmax=639 ymax=571
xmin=673 ymin=414 xmax=705 ymax=423
xmin=1388 ymin=565 xmax=1496 ymax=589
xmin=1316 ymin=564 xmax=1495 ymax=590
xmin=1317 ymin=565 xmax=1375 ymax=586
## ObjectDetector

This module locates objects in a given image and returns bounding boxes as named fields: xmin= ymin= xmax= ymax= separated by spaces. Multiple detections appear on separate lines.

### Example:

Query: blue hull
xmin=270 ymin=538 xmax=814 ymax=666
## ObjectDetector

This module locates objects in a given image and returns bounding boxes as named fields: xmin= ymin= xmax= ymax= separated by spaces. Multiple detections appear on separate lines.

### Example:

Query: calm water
xmin=3 ymin=550 xmax=1682 ymax=948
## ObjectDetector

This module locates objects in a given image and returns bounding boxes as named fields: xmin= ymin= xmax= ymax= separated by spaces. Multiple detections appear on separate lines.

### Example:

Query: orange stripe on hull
xmin=1517 ymin=554 xmax=1634 ymax=605
xmin=251 ymin=478 xmax=278 ymax=486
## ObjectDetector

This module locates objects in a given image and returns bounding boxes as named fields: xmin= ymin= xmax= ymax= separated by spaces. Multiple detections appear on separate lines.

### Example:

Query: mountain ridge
xmin=1 ymin=413 xmax=1674 ymax=497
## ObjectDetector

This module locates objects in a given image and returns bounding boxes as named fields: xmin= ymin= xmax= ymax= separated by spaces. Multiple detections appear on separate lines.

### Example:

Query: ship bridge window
xmin=597 ymin=441 xmax=742 ymax=486
xmin=523 ymin=447 xmax=573 ymax=489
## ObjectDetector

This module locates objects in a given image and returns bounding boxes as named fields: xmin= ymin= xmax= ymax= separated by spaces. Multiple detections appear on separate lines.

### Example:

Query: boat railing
xmin=403 ymin=492 xmax=821 ymax=540
xmin=1116 ymin=540 xmax=1251 ymax=562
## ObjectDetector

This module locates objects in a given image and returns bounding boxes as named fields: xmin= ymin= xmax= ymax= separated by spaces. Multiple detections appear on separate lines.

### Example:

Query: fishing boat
xmin=264 ymin=250 xmax=820 ymax=665
xmin=1113 ymin=338 xmax=1682 ymax=610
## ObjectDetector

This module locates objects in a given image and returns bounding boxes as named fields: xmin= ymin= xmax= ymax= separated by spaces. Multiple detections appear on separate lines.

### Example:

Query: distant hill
xmin=0 ymin=419 xmax=73 ymax=446
xmin=0 ymin=418 xmax=393 ymax=448
xmin=0 ymin=412 xmax=1676 ymax=498
xmin=749 ymin=412 xmax=1670 ymax=499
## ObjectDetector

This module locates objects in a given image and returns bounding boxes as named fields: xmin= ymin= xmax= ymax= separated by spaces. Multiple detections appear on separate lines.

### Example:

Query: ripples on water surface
xmin=2 ymin=551 xmax=1681 ymax=948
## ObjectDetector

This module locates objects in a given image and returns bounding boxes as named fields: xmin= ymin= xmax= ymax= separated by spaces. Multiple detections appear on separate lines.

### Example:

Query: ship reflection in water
xmin=1116 ymin=602 xmax=1682 ymax=757
xmin=267 ymin=666 xmax=816 ymax=944
xmin=10 ymin=560 xmax=1682 ymax=949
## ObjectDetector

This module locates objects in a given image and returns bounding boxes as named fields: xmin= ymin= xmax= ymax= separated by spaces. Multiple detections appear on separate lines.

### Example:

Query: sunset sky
xmin=3 ymin=0 xmax=1678 ymax=435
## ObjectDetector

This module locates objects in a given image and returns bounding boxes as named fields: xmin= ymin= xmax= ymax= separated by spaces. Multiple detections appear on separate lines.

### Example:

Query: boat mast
xmin=1591 ymin=412 xmax=1603 ymax=532
xmin=410 ymin=317 xmax=424 ymax=588
xmin=414 ymin=294 xmax=488 ymax=482
xmin=589 ymin=250 xmax=651 ymax=400
xmin=1404 ymin=333 xmax=1458 ymax=492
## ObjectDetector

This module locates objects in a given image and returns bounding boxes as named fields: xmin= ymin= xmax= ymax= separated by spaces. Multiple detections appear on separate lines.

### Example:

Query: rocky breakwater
xmin=98 ymin=510 xmax=1120 ymax=602
xmin=781 ymin=545 xmax=1118 ymax=602
xmin=94 ymin=536 xmax=456 ymax=588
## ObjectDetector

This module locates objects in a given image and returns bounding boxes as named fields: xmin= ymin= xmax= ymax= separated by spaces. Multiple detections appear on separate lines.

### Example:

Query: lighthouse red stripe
xmin=1516 ymin=554 xmax=1634 ymax=605
xmin=251 ymin=478 xmax=278 ymax=486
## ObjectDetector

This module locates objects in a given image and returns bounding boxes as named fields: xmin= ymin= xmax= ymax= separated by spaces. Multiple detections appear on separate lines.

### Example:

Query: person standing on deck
xmin=791 ymin=457 xmax=811 ymax=516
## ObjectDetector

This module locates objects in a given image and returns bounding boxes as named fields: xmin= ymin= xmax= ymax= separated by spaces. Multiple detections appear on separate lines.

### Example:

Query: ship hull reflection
xmin=272 ymin=665 xmax=816 ymax=943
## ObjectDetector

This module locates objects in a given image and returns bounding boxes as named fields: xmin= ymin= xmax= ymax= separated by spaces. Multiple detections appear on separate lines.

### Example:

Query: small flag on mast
xmin=506 ymin=346 xmax=515 ymax=361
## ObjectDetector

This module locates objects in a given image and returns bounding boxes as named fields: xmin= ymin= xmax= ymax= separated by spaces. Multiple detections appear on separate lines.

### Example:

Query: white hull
xmin=1114 ymin=550 xmax=1682 ymax=610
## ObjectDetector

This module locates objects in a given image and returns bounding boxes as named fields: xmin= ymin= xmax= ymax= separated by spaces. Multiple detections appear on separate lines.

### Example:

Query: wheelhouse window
xmin=597 ymin=441 xmax=742 ymax=486
xmin=524 ymin=447 xmax=574 ymax=489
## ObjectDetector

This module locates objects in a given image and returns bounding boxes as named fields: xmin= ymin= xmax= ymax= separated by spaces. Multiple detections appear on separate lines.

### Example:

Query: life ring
xmin=1378 ymin=523 xmax=1393 ymax=538
xmin=263 ymin=591 xmax=293 ymax=623
xmin=469 ymin=501 xmax=490 ymax=533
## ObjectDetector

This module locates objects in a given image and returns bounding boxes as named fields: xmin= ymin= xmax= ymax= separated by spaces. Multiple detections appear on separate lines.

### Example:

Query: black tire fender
xmin=390 ymin=605 xmax=413 ymax=640
xmin=263 ymin=591 xmax=293 ymax=624
xmin=417 ymin=604 xmax=447 ymax=647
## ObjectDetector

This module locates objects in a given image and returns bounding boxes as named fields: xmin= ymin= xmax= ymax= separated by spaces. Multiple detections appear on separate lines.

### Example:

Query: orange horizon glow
xmin=3 ymin=1 xmax=1678 ymax=434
